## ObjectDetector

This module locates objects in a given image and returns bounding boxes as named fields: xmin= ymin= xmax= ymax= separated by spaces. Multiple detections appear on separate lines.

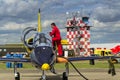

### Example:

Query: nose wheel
xmin=15 ymin=72 xmax=20 ymax=80
xmin=40 ymin=70 xmax=47 ymax=80
xmin=40 ymin=78 xmax=47 ymax=80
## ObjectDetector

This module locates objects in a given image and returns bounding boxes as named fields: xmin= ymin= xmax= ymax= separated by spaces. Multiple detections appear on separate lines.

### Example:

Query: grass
xmin=55 ymin=60 xmax=120 ymax=69
xmin=0 ymin=62 xmax=34 ymax=69
xmin=0 ymin=60 xmax=120 ymax=69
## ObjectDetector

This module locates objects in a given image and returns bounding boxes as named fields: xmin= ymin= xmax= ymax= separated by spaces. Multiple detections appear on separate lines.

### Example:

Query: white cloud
xmin=92 ymin=19 xmax=106 ymax=27
xmin=42 ymin=20 xmax=54 ymax=28
xmin=1 ymin=22 xmax=21 ymax=30
xmin=114 ymin=21 xmax=120 ymax=28
xmin=0 ymin=34 xmax=9 ymax=37
xmin=0 ymin=21 xmax=37 ymax=31
xmin=60 ymin=28 xmax=66 ymax=33
xmin=3 ymin=0 xmax=17 ymax=4
xmin=90 ymin=19 xmax=107 ymax=32
xmin=0 ymin=0 xmax=119 ymax=44
xmin=0 ymin=33 xmax=21 ymax=44
xmin=0 ymin=0 xmax=38 ymax=16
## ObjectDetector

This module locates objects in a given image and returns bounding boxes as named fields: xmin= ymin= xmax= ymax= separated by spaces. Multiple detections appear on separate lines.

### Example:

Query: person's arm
xmin=49 ymin=28 xmax=56 ymax=36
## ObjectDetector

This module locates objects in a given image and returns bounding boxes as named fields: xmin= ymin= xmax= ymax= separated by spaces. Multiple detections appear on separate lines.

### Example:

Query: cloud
xmin=0 ymin=0 xmax=38 ymax=22
xmin=3 ymin=0 xmax=17 ymax=4
xmin=92 ymin=19 xmax=106 ymax=27
xmin=0 ymin=22 xmax=21 ymax=30
xmin=42 ymin=20 xmax=54 ymax=28
xmin=0 ymin=33 xmax=21 ymax=44
xmin=0 ymin=21 xmax=37 ymax=31
xmin=93 ymin=1 xmax=120 ymax=22
xmin=0 ymin=0 xmax=120 ymax=44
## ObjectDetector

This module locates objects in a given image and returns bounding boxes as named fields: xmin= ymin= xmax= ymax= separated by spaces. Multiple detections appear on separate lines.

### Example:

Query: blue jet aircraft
xmin=0 ymin=9 xmax=120 ymax=80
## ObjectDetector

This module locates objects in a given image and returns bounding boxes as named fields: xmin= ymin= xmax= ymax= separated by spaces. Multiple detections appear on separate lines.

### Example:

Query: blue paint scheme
xmin=31 ymin=45 xmax=55 ymax=67
xmin=1 ymin=55 xmax=120 ymax=63
xmin=68 ymin=56 xmax=120 ymax=61
xmin=0 ymin=32 xmax=55 ymax=69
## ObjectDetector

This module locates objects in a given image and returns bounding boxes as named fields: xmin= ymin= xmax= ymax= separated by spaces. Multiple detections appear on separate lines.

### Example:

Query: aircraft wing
xmin=0 ymin=58 xmax=31 ymax=62
xmin=68 ymin=56 xmax=120 ymax=61
xmin=0 ymin=56 xmax=119 ymax=63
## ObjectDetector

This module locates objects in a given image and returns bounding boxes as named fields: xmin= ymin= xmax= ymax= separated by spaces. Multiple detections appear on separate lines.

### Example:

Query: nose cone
xmin=41 ymin=63 xmax=50 ymax=70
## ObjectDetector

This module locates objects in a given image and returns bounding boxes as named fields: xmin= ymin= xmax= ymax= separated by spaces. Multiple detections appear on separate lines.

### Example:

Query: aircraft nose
xmin=41 ymin=63 xmax=50 ymax=70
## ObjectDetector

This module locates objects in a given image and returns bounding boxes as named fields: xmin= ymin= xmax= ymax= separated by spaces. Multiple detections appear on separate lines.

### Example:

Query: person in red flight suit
xmin=49 ymin=23 xmax=63 ymax=56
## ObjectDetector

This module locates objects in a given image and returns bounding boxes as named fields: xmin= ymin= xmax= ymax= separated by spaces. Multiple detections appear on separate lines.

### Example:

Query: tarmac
xmin=0 ymin=69 xmax=120 ymax=80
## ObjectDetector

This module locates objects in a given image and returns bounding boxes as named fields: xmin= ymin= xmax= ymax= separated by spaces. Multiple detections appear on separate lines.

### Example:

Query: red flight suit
xmin=49 ymin=26 xmax=63 ymax=56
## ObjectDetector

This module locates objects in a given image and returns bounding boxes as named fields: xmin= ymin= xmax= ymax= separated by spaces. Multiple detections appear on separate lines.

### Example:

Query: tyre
xmin=62 ymin=72 xmax=68 ymax=80
xmin=15 ymin=72 xmax=20 ymax=80
xmin=40 ymin=78 xmax=47 ymax=80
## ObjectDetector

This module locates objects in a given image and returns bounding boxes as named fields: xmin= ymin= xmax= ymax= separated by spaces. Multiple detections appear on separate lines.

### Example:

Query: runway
xmin=0 ymin=69 xmax=120 ymax=80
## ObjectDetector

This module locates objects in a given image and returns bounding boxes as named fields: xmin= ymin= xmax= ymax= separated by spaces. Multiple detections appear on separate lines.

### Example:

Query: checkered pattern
xmin=66 ymin=18 xmax=91 ymax=56
xmin=66 ymin=19 xmax=87 ymax=27
xmin=79 ymin=30 xmax=90 ymax=56
xmin=67 ymin=28 xmax=78 ymax=49
xmin=67 ymin=20 xmax=72 ymax=27
xmin=77 ymin=20 xmax=86 ymax=27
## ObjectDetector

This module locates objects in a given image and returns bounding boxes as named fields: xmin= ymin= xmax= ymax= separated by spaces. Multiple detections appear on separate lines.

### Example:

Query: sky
xmin=0 ymin=0 xmax=120 ymax=44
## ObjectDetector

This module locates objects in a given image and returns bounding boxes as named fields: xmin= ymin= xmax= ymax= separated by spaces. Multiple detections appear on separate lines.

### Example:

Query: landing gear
xmin=40 ymin=70 xmax=47 ymax=80
xmin=62 ymin=72 xmax=68 ymax=80
xmin=40 ymin=78 xmax=47 ymax=80
xmin=14 ymin=62 xmax=20 ymax=80
xmin=15 ymin=72 xmax=20 ymax=80
xmin=63 ymin=62 xmax=69 ymax=80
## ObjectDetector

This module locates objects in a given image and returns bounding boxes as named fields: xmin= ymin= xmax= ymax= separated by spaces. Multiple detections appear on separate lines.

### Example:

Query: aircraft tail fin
xmin=38 ymin=9 xmax=42 ymax=32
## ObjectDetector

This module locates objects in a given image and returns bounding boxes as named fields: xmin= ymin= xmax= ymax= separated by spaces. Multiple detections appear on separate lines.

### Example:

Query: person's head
xmin=51 ymin=23 xmax=56 ymax=28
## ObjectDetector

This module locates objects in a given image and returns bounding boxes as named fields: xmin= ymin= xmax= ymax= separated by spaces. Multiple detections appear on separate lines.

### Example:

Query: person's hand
xmin=49 ymin=32 xmax=52 ymax=36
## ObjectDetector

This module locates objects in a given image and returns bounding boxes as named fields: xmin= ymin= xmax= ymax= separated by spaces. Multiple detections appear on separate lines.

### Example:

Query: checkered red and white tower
xmin=66 ymin=13 xmax=91 ymax=56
